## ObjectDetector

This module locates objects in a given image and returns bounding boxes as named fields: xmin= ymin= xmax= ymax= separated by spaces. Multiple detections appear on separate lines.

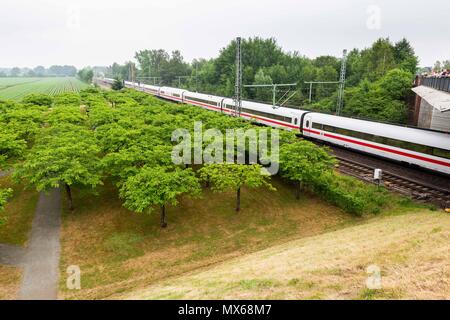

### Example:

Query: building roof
xmin=412 ymin=85 xmax=450 ymax=112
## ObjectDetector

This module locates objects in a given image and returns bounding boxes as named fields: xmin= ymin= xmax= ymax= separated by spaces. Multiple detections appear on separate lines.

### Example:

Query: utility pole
xmin=195 ymin=64 xmax=199 ymax=92
xmin=336 ymin=49 xmax=347 ymax=116
xmin=129 ymin=63 xmax=137 ymax=88
xmin=234 ymin=37 xmax=242 ymax=116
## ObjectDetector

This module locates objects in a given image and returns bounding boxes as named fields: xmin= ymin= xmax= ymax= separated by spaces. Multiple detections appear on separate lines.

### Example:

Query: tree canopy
xmin=14 ymin=124 xmax=102 ymax=210
xmin=119 ymin=166 xmax=201 ymax=227
xmin=278 ymin=140 xmax=337 ymax=199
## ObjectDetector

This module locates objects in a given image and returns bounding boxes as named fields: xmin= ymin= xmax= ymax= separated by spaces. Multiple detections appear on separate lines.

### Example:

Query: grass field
xmin=0 ymin=265 xmax=21 ymax=300
xmin=0 ymin=77 xmax=89 ymax=101
xmin=128 ymin=211 xmax=449 ymax=300
xmin=58 ymin=176 xmax=424 ymax=299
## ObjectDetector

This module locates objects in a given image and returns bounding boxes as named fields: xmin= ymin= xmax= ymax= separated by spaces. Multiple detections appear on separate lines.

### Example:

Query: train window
xmin=294 ymin=118 xmax=298 ymax=125
xmin=173 ymin=93 xmax=180 ymax=97
xmin=305 ymin=120 xmax=310 ymax=128
xmin=186 ymin=96 xmax=216 ymax=106
xmin=240 ymin=108 xmax=292 ymax=123
xmin=433 ymin=148 xmax=450 ymax=159
xmin=312 ymin=122 xmax=323 ymax=130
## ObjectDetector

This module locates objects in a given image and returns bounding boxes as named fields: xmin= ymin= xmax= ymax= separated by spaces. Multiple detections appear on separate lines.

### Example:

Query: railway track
xmin=336 ymin=156 xmax=450 ymax=209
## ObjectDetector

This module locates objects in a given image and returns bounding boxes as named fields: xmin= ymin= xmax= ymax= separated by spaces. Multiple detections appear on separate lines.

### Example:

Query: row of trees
xmin=432 ymin=60 xmax=450 ymax=72
xmin=108 ymin=37 xmax=419 ymax=123
xmin=1 ymin=88 xmax=388 ymax=230
xmin=77 ymin=68 xmax=94 ymax=83
xmin=0 ymin=65 xmax=78 ymax=78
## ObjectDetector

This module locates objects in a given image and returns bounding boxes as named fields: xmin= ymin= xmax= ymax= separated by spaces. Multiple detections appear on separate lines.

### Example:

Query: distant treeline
xmin=106 ymin=37 xmax=421 ymax=124
xmin=0 ymin=65 xmax=77 ymax=77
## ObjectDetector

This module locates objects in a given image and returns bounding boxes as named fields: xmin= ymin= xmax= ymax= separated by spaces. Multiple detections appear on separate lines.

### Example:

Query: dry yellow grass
xmin=126 ymin=211 xmax=449 ymax=300
xmin=0 ymin=265 xmax=22 ymax=299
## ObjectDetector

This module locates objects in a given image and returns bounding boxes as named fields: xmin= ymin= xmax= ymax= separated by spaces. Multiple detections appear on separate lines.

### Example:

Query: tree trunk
xmin=160 ymin=205 xmax=167 ymax=228
xmin=65 ymin=183 xmax=74 ymax=211
xmin=236 ymin=187 xmax=241 ymax=212
xmin=296 ymin=181 xmax=302 ymax=200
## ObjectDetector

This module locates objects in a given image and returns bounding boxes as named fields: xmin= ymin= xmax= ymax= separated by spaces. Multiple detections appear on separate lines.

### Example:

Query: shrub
xmin=21 ymin=93 xmax=53 ymax=107
xmin=111 ymin=78 xmax=124 ymax=91
xmin=312 ymin=172 xmax=389 ymax=216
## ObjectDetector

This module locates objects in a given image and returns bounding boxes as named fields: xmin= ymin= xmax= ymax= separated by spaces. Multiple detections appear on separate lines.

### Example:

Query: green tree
xmin=361 ymin=38 xmax=396 ymax=80
xmin=433 ymin=61 xmax=442 ymax=72
xmin=394 ymin=38 xmax=418 ymax=75
xmin=78 ymin=67 xmax=94 ymax=83
xmin=10 ymin=67 xmax=21 ymax=77
xmin=119 ymin=166 xmax=201 ymax=228
xmin=253 ymin=68 xmax=273 ymax=101
xmin=278 ymin=141 xmax=336 ymax=199
xmin=443 ymin=60 xmax=450 ymax=69
xmin=378 ymin=68 xmax=413 ymax=100
xmin=13 ymin=125 xmax=102 ymax=210
xmin=199 ymin=164 xmax=274 ymax=212
xmin=111 ymin=77 xmax=124 ymax=90
xmin=0 ymin=128 xmax=27 ymax=169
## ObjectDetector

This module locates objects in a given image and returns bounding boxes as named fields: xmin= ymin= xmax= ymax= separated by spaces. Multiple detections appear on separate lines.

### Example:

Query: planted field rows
xmin=0 ymin=77 xmax=89 ymax=101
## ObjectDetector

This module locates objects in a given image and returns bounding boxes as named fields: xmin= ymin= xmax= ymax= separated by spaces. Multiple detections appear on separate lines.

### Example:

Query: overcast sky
xmin=1 ymin=0 xmax=448 ymax=69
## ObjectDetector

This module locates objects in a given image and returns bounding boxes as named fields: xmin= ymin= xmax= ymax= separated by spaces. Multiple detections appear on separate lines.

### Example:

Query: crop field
xmin=0 ymin=77 xmax=89 ymax=101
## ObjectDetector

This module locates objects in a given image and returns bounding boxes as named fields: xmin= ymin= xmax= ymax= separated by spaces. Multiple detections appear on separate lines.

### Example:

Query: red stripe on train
xmin=303 ymin=128 xmax=450 ymax=167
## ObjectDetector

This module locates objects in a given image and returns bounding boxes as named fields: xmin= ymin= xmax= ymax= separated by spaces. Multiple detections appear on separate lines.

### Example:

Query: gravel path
xmin=19 ymin=188 xmax=61 ymax=300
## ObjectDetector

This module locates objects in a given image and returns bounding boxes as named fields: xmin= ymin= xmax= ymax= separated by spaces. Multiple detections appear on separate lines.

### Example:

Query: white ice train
xmin=100 ymin=78 xmax=450 ymax=175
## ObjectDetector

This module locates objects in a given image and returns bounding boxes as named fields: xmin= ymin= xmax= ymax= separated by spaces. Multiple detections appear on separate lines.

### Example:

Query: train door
xmin=303 ymin=115 xmax=312 ymax=137
xmin=291 ymin=114 xmax=299 ymax=130
xmin=220 ymin=98 xmax=226 ymax=113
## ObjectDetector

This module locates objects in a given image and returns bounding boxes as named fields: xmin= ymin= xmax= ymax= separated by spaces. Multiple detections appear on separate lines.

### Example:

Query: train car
xmin=99 ymin=78 xmax=114 ymax=86
xmin=221 ymin=98 xmax=307 ymax=130
xmin=183 ymin=92 xmax=225 ymax=112
xmin=303 ymin=113 xmax=450 ymax=174
xmin=141 ymin=84 xmax=160 ymax=96
xmin=123 ymin=80 xmax=135 ymax=88
xmin=158 ymin=87 xmax=186 ymax=103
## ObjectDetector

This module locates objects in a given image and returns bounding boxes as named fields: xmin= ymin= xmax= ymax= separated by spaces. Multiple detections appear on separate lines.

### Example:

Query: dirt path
xmin=19 ymin=188 xmax=61 ymax=300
